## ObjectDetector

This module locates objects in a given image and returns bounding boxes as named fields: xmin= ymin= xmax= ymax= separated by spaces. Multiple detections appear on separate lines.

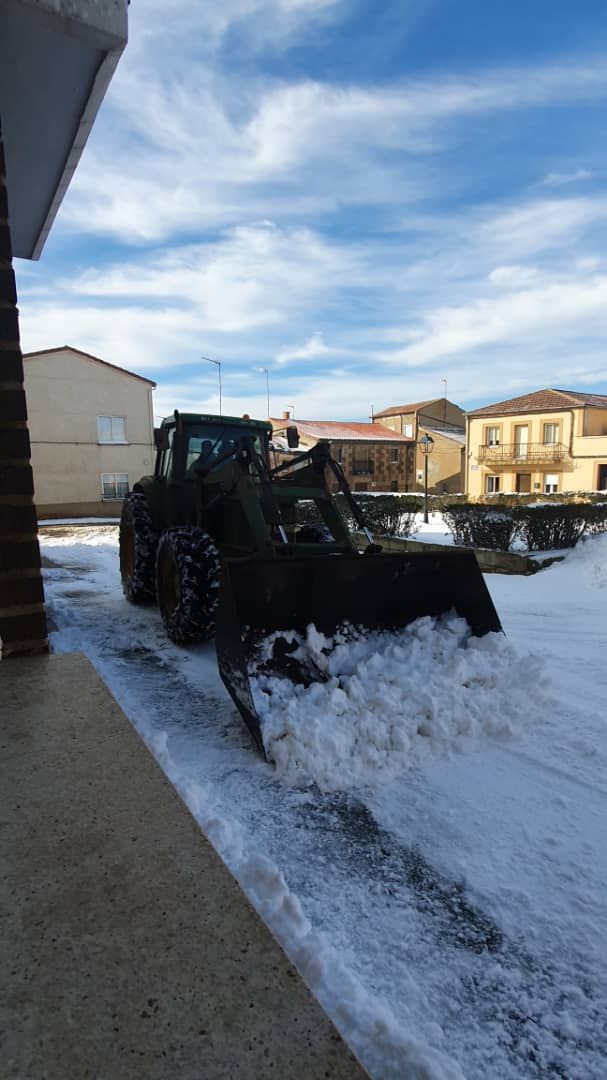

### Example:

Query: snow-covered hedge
xmin=335 ymin=493 xmax=423 ymax=538
xmin=442 ymin=501 xmax=607 ymax=551
xmin=442 ymin=504 xmax=519 ymax=551
xmin=513 ymin=504 xmax=587 ymax=551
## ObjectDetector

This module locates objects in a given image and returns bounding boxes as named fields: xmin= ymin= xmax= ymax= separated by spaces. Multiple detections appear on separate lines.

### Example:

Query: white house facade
xmin=23 ymin=346 xmax=155 ymax=518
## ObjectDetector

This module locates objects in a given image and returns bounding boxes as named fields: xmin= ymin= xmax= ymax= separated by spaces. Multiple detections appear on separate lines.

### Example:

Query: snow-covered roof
xmin=421 ymin=424 xmax=466 ymax=446
xmin=269 ymin=418 xmax=412 ymax=443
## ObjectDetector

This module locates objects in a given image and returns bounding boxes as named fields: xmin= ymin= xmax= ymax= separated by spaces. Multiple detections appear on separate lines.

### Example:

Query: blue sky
xmin=16 ymin=0 xmax=607 ymax=422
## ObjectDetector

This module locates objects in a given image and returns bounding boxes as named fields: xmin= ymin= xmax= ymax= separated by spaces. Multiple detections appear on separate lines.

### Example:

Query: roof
xmin=2 ymin=0 xmax=127 ymax=259
xmin=421 ymin=424 xmax=466 ymax=445
xmin=269 ymin=418 xmax=412 ymax=442
xmin=467 ymin=388 xmax=607 ymax=419
xmin=374 ymin=399 xmax=436 ymax=419
xmin=23 ymin=346 xmax=156 ymax=388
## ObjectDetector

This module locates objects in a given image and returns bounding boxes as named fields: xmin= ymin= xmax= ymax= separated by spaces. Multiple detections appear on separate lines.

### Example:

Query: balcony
xmin=477 ymin=442 xmax=573 ymax=468
xmin=351 ymin=459 xmax=375 ymax=475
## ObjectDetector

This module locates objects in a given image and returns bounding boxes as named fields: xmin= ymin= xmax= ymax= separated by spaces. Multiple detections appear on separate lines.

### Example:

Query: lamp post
xmin=419 ymin=433 xmax=434 ymax=523
xmin=203 ymin=356 xmax=222 ymax=416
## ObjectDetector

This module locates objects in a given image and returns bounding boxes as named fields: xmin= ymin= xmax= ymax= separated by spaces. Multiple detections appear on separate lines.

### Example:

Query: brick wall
xmin=329 ymin=442 xmax=413 ymax=492
xmin=0 ymin=126 xmax=48 ymax=656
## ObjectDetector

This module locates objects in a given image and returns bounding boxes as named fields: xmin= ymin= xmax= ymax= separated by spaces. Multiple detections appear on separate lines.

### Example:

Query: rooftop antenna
xmin=441 ymin=378 xmax=447 ymax=421
xmin=370 ymin=403 xmax=374 ymax=422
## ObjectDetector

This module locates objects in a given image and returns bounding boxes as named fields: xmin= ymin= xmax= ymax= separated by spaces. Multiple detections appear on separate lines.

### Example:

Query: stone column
xmin=0 ymin=126 xmax=48 ymax=656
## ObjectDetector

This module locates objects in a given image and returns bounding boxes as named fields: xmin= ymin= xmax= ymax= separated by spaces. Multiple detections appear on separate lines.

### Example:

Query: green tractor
xmin=120 ymin=410 xmax=501 ymax=752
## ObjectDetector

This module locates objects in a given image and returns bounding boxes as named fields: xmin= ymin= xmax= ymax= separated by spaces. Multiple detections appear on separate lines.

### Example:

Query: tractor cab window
xmin=185 ymin=424 xmax=265 ymax=476
xmin=157 ymin=426 xmax=174 ymax=480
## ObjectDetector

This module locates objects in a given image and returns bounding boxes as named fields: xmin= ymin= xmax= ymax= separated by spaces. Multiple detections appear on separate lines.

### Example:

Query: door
xmin=514 ymin=425 xmax=529 ymax=458
xmin=599 ymin=464 xmax=607 ymax=490
xmin=516 ymin=472 xmax=531 ymax=493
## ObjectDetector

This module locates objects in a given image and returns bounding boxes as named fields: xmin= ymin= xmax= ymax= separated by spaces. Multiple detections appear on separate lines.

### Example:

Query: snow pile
xmin=568 ymin=531 xmax=607 ymax=588
xmin=251 ymin=614 xmax=547 ymax=790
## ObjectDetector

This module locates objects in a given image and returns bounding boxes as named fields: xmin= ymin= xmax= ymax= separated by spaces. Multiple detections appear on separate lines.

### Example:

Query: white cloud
xmin=58 ymin=53 xmax=607 ymax=243
xmin=276 ymin=331 xmax=340 ymax=365
xmin=541 ymin=167 xmax=593 ymax=187
xmin=381 ymin=274 xmax=607 ymax=367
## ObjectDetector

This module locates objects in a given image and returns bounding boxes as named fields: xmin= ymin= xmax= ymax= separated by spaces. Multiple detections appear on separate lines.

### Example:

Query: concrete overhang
xmin=0 ymin=0 xmax=128 ymax=260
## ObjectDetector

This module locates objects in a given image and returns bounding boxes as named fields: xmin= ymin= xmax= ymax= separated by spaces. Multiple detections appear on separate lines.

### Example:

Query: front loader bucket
xmin=215 ymin=551 xmax=503 ymax=755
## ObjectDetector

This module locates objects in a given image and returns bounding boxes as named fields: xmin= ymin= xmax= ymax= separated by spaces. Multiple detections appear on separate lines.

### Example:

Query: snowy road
xmin=40 ymin=526 xmax=607 ymax=1080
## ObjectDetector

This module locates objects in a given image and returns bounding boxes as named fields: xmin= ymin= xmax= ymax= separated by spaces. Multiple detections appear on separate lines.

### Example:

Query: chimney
xmin=282 ymin=410 xmax=290 ymax=420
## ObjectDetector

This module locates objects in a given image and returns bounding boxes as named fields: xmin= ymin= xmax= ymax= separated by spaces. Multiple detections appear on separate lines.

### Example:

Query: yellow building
xmin=375 ymin=398 xmax=466 ymax=493
xmin=466 ymin=389 xmax=607 ymax=497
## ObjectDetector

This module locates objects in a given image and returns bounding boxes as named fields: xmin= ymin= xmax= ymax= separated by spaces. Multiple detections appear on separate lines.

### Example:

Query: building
xmin=374 ymin=398 xmax=466 ymax=493
xmin=1 ymin=0 xmax=128 ymax=655
xmin=270 ymin=413 xmax=413 ymax=492
xmin=466 ymin=388 xmax=607 ymax=497
xmin=23 ymin=346 xmax=155 ymax=518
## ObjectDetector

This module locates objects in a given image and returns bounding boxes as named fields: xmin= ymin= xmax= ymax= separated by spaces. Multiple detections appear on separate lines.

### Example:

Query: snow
xmin=250 ymin=617 xmax=548 ymax=790
xmin=39 ymin=525 xmax=607 ymax=1079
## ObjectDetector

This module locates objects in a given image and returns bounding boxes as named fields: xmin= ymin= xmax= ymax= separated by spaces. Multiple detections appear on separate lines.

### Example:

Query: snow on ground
xmin=39 ymin=525 xmax=607 ymax=1080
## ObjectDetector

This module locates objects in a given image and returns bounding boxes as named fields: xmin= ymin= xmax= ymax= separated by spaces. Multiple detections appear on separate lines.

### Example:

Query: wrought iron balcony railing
xmin=351 ymin=459 xmax=375 ymax=475
xmin=477 ymin=442 xmax=572 ymax=466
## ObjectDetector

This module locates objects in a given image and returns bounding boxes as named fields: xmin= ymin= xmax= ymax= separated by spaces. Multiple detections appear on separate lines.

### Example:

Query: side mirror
xmin=154 ymin=427 xmax=170 ymax=451
xmin=287 ymin=425 xmax=300 ymax=449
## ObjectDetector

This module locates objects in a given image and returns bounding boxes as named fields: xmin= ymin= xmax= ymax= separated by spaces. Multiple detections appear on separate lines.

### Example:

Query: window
xmin=390 ymin=480 xmax=398 ymax=492
xmin=544 ymin=473 xmax=559 ymax=494
xmin=486 ymin=425 xmax=500 ymax=447
xmin=390 ymin=447 xmax=400 ymax=464
xmin=543 ymin=423 xmax=558 ymax=445
xmin=98 ymin=415 xmax=126 ymax=443
xmin=101 ymin=473 xmax=129 ymax=500
xmin=403 ymin=423 xmax=414 ymax=438
xmin=157 ymin=426 xmax=174 ymax=480
xmin=485 ymin=475 xmax=500 ymax=494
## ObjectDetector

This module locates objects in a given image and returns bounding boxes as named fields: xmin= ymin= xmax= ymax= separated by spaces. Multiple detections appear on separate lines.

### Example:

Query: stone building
xmin=374 ymin=398 xmax=466 ymax=493
xmin=270 ymin=414 xmax=414 ymax=492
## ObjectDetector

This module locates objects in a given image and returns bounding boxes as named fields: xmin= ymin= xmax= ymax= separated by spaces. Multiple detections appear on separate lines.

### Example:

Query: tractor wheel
xmin=119 ymin=493 xmax=158 ymax=603
xmin=156 ymin=528 xmax=221 ymax=644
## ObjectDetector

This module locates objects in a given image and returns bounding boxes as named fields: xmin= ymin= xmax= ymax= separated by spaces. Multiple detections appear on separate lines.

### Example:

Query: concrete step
xmin=1 ymin=652 xmax=368 ymax=1080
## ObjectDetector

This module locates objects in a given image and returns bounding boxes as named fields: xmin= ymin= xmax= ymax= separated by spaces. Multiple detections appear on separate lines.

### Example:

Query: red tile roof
xmin=269 ymin=418 xmax=412 ymax=442
xmin=374 ymin=399 xmax=436 ymax=418
xmin=467 ymin=388 xmax=607 ymax=418
xmin=23 ymin=345 xmax=156 ymax=387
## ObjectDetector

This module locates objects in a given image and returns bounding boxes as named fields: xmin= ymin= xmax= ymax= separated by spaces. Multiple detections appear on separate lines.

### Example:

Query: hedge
xmin=442 ymin=503 xmax=519 ymax=551
xmin=442 ymin=501 xmax=607 ymax=551
xmin=334 ymin=493 xmax=423 ymax=538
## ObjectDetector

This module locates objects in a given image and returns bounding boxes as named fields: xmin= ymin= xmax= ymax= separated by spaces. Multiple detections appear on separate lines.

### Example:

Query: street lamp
xmin=203 ymin=356 xmax=221 ymax=416
xmin=419 ymin=433 xmax=434 ymax=524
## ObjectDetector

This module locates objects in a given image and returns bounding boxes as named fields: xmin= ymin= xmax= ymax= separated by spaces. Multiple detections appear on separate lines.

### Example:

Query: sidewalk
xmin=1 ymin=652 xmax=368 ymax=1079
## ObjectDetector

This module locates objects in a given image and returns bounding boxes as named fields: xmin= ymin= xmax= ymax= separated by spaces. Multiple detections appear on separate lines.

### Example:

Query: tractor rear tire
xmin=120 ymin=493 xmax=158 ymax=604
xmin=156 ymin=528 xmax=221 ymax=644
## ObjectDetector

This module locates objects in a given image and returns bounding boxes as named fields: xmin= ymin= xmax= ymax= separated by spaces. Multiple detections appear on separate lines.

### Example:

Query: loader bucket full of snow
xmin=215 ymin=551 xmax=503 ymax=755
